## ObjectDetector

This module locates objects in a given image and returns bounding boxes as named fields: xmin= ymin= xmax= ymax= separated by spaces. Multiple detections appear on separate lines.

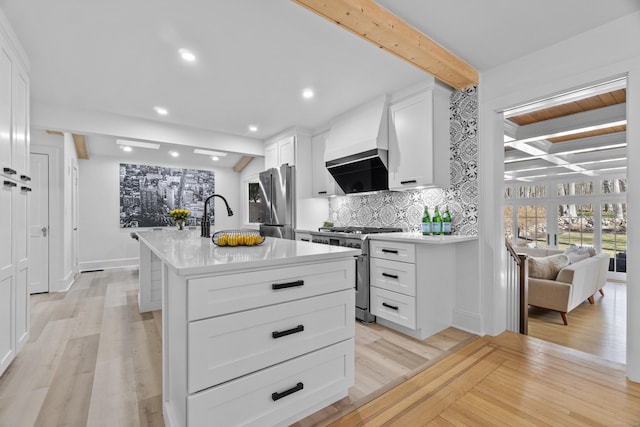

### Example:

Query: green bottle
xmin=442 ymin=207 xmax=452 ymax=235
xmin=432 ymin=207 xmax=443 ymax=235
xmin=421 ymin=206 xmax=431 ymax=235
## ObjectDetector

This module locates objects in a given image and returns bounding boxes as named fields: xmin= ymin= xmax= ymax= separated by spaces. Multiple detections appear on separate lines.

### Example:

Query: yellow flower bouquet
xmin=170 ymin=209 xmax=190 ymax=230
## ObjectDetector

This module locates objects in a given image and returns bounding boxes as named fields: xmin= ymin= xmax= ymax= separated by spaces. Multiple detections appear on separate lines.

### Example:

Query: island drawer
xmin=370 ymin=257 xmax=416 ymax=296
xmin=369 ymin=240 xmax=416 ymax=263
xmin=370 ymin=286 xmax=416 ymax=330
xmin=187 ymin=339 xmax=354 ymax=427
xmin=187 ymin=259 xmax=355 ymax=321
xmin=188 ymin=290 xmax=354 ymax=393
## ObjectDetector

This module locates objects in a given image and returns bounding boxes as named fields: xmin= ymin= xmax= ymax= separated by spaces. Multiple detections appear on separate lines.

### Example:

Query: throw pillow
xmin=567 ymin=252 xmax=589 ymax=264
xmin=528 ymin=254 xmax=570 ymax=280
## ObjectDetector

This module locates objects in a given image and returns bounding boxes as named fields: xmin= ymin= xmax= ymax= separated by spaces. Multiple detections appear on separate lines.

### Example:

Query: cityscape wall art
xmin=119 ymin=163 xmax=215 ymax=228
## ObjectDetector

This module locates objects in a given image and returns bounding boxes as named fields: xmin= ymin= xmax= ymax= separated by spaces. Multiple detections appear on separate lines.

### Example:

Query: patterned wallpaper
xmin=328 ymin=86 xmax=479 ymax=235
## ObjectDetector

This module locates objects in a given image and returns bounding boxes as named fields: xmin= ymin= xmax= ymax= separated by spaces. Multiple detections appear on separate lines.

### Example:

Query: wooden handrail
xmin=505 ymin=239 xmax=521 ymax=265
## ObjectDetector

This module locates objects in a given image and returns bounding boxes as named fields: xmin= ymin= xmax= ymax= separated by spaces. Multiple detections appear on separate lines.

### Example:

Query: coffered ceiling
xmin=504 ymin=79 xmax=627 ymax=182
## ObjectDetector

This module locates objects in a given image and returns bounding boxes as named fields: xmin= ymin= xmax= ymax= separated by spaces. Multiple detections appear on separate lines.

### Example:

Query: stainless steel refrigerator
xmin=258 ymin=164 xmax=295 ymax=239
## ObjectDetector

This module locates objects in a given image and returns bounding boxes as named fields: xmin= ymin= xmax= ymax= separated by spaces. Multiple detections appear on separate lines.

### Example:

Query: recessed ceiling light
xmin=116 ymin=139 xmax=160 ymax=150
xmin=154 ymin=106 xmax=168 ymax=116
xmin=178 ymin=48 xmax=196 ymax=62
xmin=193 ymin=148 xmax=228 ymax=157
xmin=169 ymin=151 xmax=179 ymax=157
xmin=122 ymin=146 xmax=132 ymax=152
xmin=211 ymin=156 xmax=219 ymax=161
xmin=248 ymin=125 xmax=258 ymax=132
xmin=302 ymin=88 xmax=314 ymax=99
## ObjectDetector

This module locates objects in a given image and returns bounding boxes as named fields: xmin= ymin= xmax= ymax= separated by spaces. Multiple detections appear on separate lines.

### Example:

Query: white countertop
xmin=136 ymin=229 xmax=359 ymax=275
xmin=368 ymin=232 xmax=478 ymax=244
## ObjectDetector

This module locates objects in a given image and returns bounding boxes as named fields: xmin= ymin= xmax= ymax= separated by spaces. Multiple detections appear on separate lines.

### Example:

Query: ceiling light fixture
xmin=248 ymin=125 xmax=258 ymax=132
xmin=178 ymin=48 xmax=196 ymax=62
xmin=302 ymin=88 xmax=314 ymax=99
xmin=169 ymin=151 xmax=179 ymax=157
xmin=154 ymin=106 xmax=169 ymax=116
xmin=122 ymin=146 xmax=132 ymax=152
xmin=211 ymin=156 xmax=219 ymax=161
xmin=116 ymin=139 xmax=160 ymax=150
xmin=193 ymin=148 xmax=228 ymax=157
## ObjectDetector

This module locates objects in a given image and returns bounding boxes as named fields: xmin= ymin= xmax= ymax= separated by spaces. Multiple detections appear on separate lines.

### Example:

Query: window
xmin=557 ymin=181 xmax=594 ymax=196
xmin=248 ymin=182 xmax=261 ymax=223
xmin=558 ymin=204 xmax=594 ymax=250
xmin=517 ymin=184 xmax=546 ymax=198
xmin=602 ymin=178 xmax=627 ymax=194
xmin=516 ymin=205 xmax=547 ymax=247
xmin=602 ymin=202 xmax=627 ymax=272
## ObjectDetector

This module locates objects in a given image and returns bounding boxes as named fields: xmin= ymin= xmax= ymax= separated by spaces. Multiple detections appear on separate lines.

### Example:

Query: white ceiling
xmin=2 ymin=0 xmax=640 ymax=160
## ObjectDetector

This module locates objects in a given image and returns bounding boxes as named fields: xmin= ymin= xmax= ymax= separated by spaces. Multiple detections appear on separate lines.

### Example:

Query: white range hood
xmin=324 ymin=97 xmax=390 ymax=194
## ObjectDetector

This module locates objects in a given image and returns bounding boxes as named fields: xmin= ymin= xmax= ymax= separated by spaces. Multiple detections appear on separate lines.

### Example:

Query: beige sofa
xmin=516 ymin=247 xmax=610 ymax=325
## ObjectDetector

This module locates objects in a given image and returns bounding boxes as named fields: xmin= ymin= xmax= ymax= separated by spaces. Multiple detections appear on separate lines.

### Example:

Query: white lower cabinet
xmin=369 ymin=239 xmax=453 ymax=340
xmin=188 ymin=339 xmax=354 ymax=427
xmin=188 ymin=290 xmax=354 ymax=393
xmin=162 ymin=258 xmax=356 ymax=427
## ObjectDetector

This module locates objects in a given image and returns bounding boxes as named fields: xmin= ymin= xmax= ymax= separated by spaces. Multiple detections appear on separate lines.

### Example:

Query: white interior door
xmin=29 ymin=152 xmax=49 ymax=294
xmin=72 ymin=165 xmax=79 ymax=275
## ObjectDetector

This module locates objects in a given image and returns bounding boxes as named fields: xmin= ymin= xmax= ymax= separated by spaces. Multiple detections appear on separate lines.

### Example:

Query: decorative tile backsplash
xmin=328 ymin=86 xmax=479 ymax=235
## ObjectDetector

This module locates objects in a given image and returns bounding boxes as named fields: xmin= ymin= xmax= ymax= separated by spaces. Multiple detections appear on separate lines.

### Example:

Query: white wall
xmin=478 ymin=11 xmax=640 ymax=381
xmin=78 ymin=149 xmax=242 ymax=271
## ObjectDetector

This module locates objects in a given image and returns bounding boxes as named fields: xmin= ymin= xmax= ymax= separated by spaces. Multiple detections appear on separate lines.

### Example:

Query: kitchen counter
xmin=135 ymin=229 xmax=357 ymax=427
xmin=369 ymin=232 xmax=477 ymax=244
xmin=136 ymin=229 xmax=359 ymax=275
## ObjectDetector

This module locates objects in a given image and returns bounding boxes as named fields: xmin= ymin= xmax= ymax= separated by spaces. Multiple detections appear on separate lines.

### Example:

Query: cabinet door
xmin=388 ymin=86 xmax=450 ymax=190
xmin=12 ymin=67 xmax=29 ymax=178
xmin=265 ymin=143 xmax=278 ymax=169
xmin=0 ymin=183 xmax=14 ymax=376
xmin=278 ymin=136 xmax=295 ymax=166
xmin=14 ymin=185 xmax=29 ymax=350
xmin=0 ymin=46 xmax=12 ymax=178
xmin=311 ymin=132 xmax=343 ymax=197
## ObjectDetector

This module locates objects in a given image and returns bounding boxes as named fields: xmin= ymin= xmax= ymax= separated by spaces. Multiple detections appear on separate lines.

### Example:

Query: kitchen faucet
xmin=200 ymin=194 xmax=234 ymax=237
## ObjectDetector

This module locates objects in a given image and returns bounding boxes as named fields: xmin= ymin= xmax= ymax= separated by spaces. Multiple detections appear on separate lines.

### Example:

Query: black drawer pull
xmin=20 ymin=186 xmax=32 ymax=192
xmin=272 ymin=324 xmax=304 ymax=339
xmin=3 ymin=181 xmax=17 ymax=187
xmin=382 ymin=272 xmax=399 ymax=279
xmin=381 ymin=249 xmax=398 ymax=254
xmin=382 ymin=302 xmax=399 ymax=311
xmin=317 ymin=191 xmax=327 ymax=195
xmin=272 ymin=382 xmax=304 ymax=401
xmin=272 ymin=280 xmax=304 ymax=290
xmin=20 ymin=175 xmax=31 ymax=181
xmin=301 ymin=238 xmax=310 ymax=242
xmin=3 ymin=167 xmax=16 ymax=175
xmin=400 ymin=179 xmax=417 ymax=185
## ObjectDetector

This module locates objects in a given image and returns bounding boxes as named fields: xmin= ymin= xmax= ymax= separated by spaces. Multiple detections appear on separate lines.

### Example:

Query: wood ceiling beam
xmin=46 ymin=130 xmax=89 ymax=159
xmin=292 ymin=0 xmax=478 ymax=90
xmin=233 ymin=155 xmax=253 ymax=173
xmin=72 ymin=134 xmax=89 ymax=159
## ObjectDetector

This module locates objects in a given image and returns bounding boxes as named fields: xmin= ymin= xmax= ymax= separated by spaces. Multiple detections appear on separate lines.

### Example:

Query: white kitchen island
xmin=135 ymin=230 xmax=358 ymax=427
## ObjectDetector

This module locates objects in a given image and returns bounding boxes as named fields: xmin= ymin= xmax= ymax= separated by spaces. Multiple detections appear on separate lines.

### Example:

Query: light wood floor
xmin=0 ymin=268 xmax=473 ymax=427
xmin=1 ymin=270 xmax=636 ymax=426
xmin=528 ymin=281 xmax=626 ymax=364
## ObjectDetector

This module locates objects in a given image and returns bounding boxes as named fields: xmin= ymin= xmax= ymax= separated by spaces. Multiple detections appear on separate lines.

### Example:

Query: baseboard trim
xmin=80 ymin=258 xmax=139 ymax=272
xmin=452 ymin=308 xmax=483 ymax=335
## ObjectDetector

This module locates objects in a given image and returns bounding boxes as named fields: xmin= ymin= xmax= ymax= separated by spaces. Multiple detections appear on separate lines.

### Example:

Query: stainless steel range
xmin=308 ymin=226 xmax=403 ymax=323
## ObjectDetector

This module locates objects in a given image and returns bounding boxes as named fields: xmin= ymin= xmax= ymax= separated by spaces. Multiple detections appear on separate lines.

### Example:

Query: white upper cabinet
xmin=265 ymin=136 xmax=296 ymax=169
xmin=311 ymin=132 xmax=343 ymax=198
xmin=388 ymin=82 xmax=452 ymax=190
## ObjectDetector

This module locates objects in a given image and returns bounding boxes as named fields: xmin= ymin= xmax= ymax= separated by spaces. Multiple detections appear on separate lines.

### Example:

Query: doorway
xmin=29 ymin=152 xmax=49 ymax=294
xmin=502 ymin=77 xmax=628 ymax=363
